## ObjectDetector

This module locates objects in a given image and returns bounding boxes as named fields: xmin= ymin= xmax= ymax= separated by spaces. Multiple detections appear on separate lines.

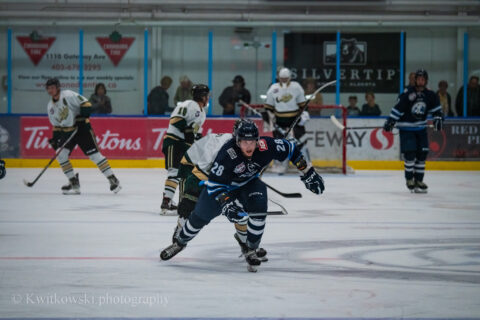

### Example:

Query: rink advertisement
xmin=284 ymin=32 xmax=402 ymax=93
xmin=428 ymin=120 xmax=480 ymax=160
xmin=13 ymin=30 xmax=139 ymax=92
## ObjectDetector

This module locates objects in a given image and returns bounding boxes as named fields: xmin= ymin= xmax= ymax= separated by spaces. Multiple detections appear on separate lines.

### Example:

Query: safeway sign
xmin=16 ymin=36 xmax=56 ymax=66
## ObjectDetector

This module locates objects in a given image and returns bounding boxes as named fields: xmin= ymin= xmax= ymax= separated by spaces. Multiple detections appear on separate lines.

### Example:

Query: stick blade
xmin=23 ymin=179 xmax=34 ymax=187
xmin=330 ymin=115 xmax=345 ymax=130
xmin=283 ymin=193 xmax=302 ymax=198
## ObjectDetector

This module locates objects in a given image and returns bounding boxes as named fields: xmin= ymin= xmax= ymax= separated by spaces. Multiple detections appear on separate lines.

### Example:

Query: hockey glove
xmin=433 ymin=116 xmax=443 ymax=131
xmin=383 ymin=118 xmax=396 ymax=132
xmin=216 ymin=193 xmax=248 ymax=223
xmin=301 ymin=167 xmax=325 ymax=195
xmin=0 ymin=159 xmax=6 ymax=179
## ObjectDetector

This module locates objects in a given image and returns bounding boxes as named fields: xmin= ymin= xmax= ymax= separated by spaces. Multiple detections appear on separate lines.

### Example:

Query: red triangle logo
xmin=17 ymin=36 xmax=56 ymax=66
xmin=96 ymin=37 xmax=135 ymax=66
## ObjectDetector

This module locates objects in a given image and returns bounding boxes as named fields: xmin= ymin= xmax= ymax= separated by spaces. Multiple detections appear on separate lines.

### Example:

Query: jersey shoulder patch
xmin=227 ymin=147 xmax=237 ymax=159
xmin=258 ymin=139 xmax=268 ymax=151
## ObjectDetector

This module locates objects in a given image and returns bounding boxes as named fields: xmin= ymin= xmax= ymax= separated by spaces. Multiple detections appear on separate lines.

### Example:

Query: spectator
xmin=173 ymin=75 xmax=193 ymax=106
xmin=148 ymin=76 xmax=173 ymax=115
xmin=303 ymin=78 xmax=323 ymax=106
xmin=89 ymin=83 xmax=112 ymax=114
xmin=455 ymin=76 xmax=480 ymax=117
xmin=360 ymin=91 xmax=381 ymax=116
xmin=219 ymin=75 xmax=251 ymax=115
xmin=347 ymin=95 xmax=360 ymax=116
xmin=436 ymin=80 xmax=454 ymax=117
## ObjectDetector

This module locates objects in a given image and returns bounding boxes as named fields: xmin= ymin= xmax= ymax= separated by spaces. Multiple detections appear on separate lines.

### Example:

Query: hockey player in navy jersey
xmin=383 ymin=69 xmax=444 ymax=193
xmin=160 ymin=120 xmax=325 ymax=272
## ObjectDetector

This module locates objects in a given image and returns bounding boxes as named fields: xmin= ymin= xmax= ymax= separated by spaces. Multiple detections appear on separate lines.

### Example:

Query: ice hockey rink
xmin=1 ymin=168 xmax=479 ymax=319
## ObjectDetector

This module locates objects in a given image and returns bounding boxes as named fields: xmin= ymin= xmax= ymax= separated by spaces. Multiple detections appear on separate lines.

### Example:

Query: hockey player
xmin=160 ymin=120 xmax=325 ymax=272
xmin=383 ymin=69 xmax=443 ymax=193
xmin=173 ymin=120 xmax=267 ymax=260
xmin=264 ymin=67 xmax=311 ymax=173
xmin=45 ymin=78 xmax=121 ymax=194
xmin=160 ymin=84 xmax=209 ymax=214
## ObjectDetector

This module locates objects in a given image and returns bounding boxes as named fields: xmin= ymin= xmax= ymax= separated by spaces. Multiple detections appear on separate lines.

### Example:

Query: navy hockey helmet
xmin=235 ymin=119 xmax=259 ymax=143
xmin=45 ymin=78 xmax=60 ymax=88
xmin=192 ymin=84 xmax=210 ymax=102
xmin=415 ymin=69 xmax=428 ymax=82
xmin=232 ymin=119 xmax=243 ymax=137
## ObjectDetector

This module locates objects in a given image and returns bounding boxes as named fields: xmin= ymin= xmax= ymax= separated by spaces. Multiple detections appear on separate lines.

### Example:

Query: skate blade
xmin=414 ymin=188 xmax=428 ymax=194
xmin=247 ymin=265 xmax=258 ymax=272
xmin=111 ymin=185 xmax=122 ymax=194
xmin=63 ymin=190 xmax=81 ymax=195
xmin=159 ymin=209 xmax=178 ymax=216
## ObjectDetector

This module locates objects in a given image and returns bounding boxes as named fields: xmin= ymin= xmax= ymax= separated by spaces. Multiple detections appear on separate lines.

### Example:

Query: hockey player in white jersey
xmin=45 ymin=78 xmax=121 ymax=194
xmin=160 ymin=84 xmax=208 ymax=214
xmin=264 ymin=67 xmax=311 ymax=173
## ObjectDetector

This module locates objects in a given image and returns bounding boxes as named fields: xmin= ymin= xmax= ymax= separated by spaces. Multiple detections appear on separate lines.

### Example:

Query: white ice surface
xmin=0 ymin=168 xmax=480 ymax=319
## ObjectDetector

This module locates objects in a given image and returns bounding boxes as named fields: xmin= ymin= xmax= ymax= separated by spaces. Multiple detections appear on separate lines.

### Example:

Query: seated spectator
xmin=219 ymin=75 xmax=251 ymax=115
xmin=455 ymin=75 xmax=480 ymax=117
xmin=360 ymin=91 xmax=381 ymax=116
xmin=303 ymin=77 xmax=323 ymax=106
xmin=148 ymin=76 xmax=173 ymax=115
xmin=89 ymin=83 xmax=112 ymax=114
xmin=347 ymin=95 xmax=360 ymax=116
xmin=173 ymin=75 xmax=193 ymax=106
xmin=436 ymin=80 xmax=454 ymax=117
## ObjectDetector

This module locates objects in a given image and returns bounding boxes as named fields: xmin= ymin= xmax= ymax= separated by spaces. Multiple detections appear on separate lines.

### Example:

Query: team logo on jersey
xmin=258 ymin=139 xmax=268 ymax=151
xmin=56 ymin=106 xmax=69 ymax=122
xmin=276 ymin=94 xmax=293 ymax=103
xmin=411 ymin=101 xmax=426 ymax=120
xmin=195 ymin=111 xmax=200 ymax=117
xmin=234 ymin=162 xmax=246 ymax=174
xmin=273 ymin=88 xmax=279 ymax=94
xmin=227 ymin=148 xmax=237 ymax=159
xmin=408 ymin=93 xmax=416 ymax=101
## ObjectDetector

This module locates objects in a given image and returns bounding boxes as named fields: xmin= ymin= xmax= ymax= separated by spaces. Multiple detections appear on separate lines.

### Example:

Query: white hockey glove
xmin=298 ymin=111 xmax=310 ymax=126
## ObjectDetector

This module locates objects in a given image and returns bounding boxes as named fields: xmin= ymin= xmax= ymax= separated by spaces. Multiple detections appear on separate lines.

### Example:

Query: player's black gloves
xmin=301 ymin=167 xmax=325 ymax=195
xmin=383 ymin=118 xmax=396 ymax=132
xmin=0 ymin=159 xmax=6 ymax=179
xmin=216 ymin=193 xmax=248 ymax=223
xmin=433 ymin=116 xmax=443 ymax=131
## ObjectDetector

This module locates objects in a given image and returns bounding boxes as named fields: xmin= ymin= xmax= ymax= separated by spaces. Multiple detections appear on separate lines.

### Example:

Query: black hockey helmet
xmin=232 ymin=119 xmax=243 ymax=137
xmin=45 ymin=78 xmax=60 ymax=88
xmin=415 ymin=69 xmax=428 ymax=81
xmin=192 ymin=84 xmax=210 ymax=102
xmin=232 ymin=75 xmax=245 ymax=84
xmin=236 ymin=119 xmax=259 ymax=143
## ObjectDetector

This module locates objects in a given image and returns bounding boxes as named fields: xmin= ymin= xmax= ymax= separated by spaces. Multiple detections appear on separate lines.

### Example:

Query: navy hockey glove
xmin=433 ymin=116 xmax=443 ymax=131
xmin=301 ymin=167 xmax=325 ymax=195
xmin=0 ymin=159 xmax=6 ymax=179
xmin=216 ymin=193 xmax=248 ymax=223
xmin=383 ymin=118 xmax=396 ymax=132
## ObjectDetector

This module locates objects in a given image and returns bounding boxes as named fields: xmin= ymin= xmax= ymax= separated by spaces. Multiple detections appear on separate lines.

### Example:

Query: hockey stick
xmin=23 ymin=128 xmax=78 ymax=187
xmin=248 ymin=198 xmax=289 ymax=217
xmin=264 ymin=182 xmax=302 ymax=198
xmin=284 ymin=80 xmax=337 ymax=137
xmin=330 ymin=115 xmax=434 ymax=130
xmin=239 ymin=99 xmax=264 ymax=117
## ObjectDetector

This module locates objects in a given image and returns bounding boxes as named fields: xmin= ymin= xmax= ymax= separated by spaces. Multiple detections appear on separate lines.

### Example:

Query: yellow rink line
xmin=4 ymin=158 xmax=480 ymax=171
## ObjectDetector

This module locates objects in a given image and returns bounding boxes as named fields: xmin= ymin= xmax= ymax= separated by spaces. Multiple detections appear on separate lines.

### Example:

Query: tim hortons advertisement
xmin=428 ymin=120 xmax=480 ymax=160
xmin=284 ymin=33 xmax=402 ymax=93
xmin=20 ymin=117 xmax=264 ymax=159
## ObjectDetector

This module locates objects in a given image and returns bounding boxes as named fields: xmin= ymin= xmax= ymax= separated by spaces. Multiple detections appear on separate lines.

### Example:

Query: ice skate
xmin=234 ymin=233 xmax=268 ymax=262
xmin=245 ymin=249 xmax=262 ymax=272
xmin=406 ymin=179 xmax=415 ymax=193
xmin=414 ymin=180 xmax=428 ymax=194
xmin=107 ymin=175 xmax=121 ymax=194
xmin=172 ymin=217 xmax=186 ymax=242
xmin=160 ymin=240 xmax=186 ymax=261
xmin=160 ymin=196 xmax=178 ymax=215
xmin=62 ymin=173 xmax=80 ymax=195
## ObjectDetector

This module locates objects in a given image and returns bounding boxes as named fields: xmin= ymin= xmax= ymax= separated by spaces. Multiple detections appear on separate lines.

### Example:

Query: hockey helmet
xmin=415 ymin=69 xmax=428 ymax=82
xmin=45 ymin=78 xmax=60 ymax=88
xmin=232 ymin=75 xmax=245 ymax=84
xmin=192 ymin=84 xmax=210 ymax=102
xmin=235 ymin=119 xmax=259 ymax=143
xmin=278 ymin=68 xmax=291 ymax=79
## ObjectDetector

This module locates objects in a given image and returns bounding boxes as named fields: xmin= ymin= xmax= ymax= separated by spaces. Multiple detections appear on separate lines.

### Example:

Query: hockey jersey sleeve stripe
xmin=391 ymin=108 xmax=403 ymax=116
xmin=389 ymin=112 xmax=400 ymax=120
xmin=429 ymin=105 xmax=442 ymax=113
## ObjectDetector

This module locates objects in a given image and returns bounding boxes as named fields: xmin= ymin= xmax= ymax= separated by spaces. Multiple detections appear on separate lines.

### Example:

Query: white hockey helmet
xmin=278 ymin=68 xmax=291 ymax=79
